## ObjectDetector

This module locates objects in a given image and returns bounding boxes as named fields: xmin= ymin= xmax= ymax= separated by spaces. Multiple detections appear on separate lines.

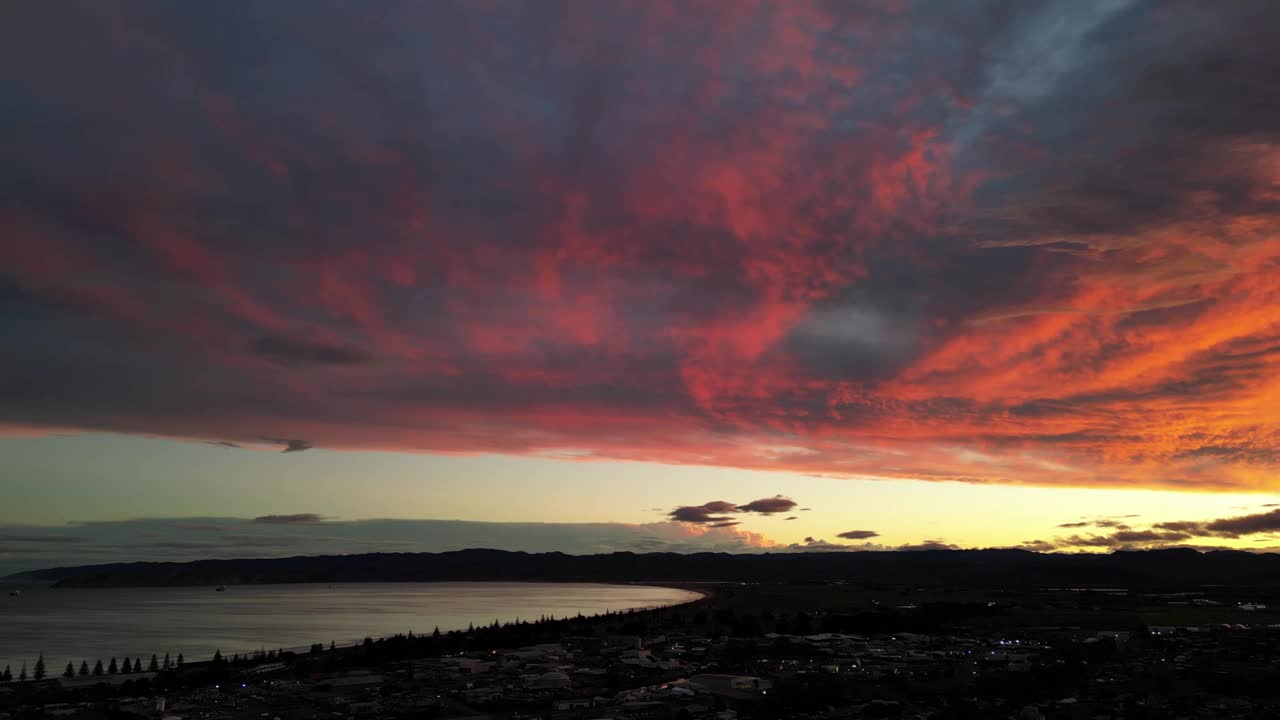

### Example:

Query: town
xmin=4 ymin=582 xmax=1280 ymax=720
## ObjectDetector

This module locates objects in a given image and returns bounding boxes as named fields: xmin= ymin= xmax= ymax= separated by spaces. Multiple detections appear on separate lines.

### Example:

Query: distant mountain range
xmin=9 ymin=548 xmax=1280 ymax=589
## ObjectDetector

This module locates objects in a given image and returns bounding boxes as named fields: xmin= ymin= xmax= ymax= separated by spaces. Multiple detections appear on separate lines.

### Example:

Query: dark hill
xmin=8 ymin=547 xmax=1278 ymax=589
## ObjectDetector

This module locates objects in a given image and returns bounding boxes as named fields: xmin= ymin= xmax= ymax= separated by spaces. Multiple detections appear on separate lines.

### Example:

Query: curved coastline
xmin=180 ymin=580 xmax=708 ymax=663
xmin=0 ymin=580 xmax=703 ymax=671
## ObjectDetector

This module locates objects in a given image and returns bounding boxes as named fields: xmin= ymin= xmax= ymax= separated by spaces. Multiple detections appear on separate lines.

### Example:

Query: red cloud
xmin=4 ymin=3 xmax=1280 ymax=493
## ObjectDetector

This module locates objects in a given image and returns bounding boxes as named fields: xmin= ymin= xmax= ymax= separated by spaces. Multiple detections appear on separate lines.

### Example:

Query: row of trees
xmin=0 ymin=652 xmax=185 ymax=683
xmin=210 ymin=648 xmax=288 ymax=664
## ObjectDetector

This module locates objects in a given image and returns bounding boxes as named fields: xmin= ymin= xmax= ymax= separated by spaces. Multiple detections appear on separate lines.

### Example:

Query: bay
xmin=0 ymin=582 xmax=701 ymax=673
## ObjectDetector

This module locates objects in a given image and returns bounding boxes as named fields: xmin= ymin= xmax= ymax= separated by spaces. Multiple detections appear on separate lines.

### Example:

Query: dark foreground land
xmin=6 ymin=567 xmax=1280 ymax=720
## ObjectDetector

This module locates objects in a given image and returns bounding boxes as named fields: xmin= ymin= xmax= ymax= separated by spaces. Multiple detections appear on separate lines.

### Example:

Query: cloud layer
xmin=1026 ymin=507 xmax=1280 ymax=551
xmin=0 ymin=517 xmax=778 ymax=575
xmin=4 ymin=2 xmax=1280 ymax=490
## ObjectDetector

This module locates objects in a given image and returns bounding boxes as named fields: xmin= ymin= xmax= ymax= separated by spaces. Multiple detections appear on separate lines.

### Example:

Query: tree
xmin=163 ymin=652 xmax=171 ymax=669
xmin=1 ymin=665 xmax=10 ymax=682
xmin=63 ymin=662 xmax=75 ymax=678
xmin=176 ymin=652 xmax=184 ymax=666
xmin=93 ymin=660 xmax=104 ymax=676
xmin=79 ymin=660 xmax=89 ymax=677
xmin=33 ymin=655 xmax=45 ymax=680
xmin=107 ymin=657 xmax=118 ymax=674
xmin=120 ymin=657 xmax=132 ymax=673
xmin=149 ymin=654 xmax=159 ymax=672
xmin=212 ymin=649 xmax=222 ymax=664
xmin=18 ymin=663 xmax=27 ymax=681
xmin=433 ymin=626 xmax=441 ymax=638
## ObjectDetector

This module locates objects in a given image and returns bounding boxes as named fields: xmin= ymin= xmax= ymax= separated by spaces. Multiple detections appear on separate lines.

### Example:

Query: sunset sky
xmin=4 ymin=1 xmax=1280 ymax=572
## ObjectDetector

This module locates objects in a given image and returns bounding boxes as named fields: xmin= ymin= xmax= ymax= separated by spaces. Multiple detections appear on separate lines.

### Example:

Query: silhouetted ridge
xmin=9 ymin=548 xmax=1279 ymax=589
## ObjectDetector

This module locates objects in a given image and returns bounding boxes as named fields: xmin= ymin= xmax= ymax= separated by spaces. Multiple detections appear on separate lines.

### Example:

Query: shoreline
xmin=0 ymin=580 xmax=707 ymax=671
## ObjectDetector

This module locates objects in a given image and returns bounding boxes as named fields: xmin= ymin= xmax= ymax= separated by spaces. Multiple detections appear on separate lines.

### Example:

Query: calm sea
xmin=0 ymin=582 xmax=700 ymax=673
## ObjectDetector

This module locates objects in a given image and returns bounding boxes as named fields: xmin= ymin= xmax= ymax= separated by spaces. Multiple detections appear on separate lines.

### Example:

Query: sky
xmin=4 ymin=0 xmax=1280 ymax=572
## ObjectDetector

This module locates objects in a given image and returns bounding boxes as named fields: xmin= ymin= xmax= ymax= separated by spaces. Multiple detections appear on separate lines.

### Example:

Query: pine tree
xmin=433 ymin=626 xmax=441 ymax=638
xmin=163 ymin=652 xmax=171 ymax=669
xmin=93 ymin=660 xmax=104 ymax=676
xmin=329 ymin=641 xmax=335 ymax=652
xmin=107 ymin=657 xmax=118 ymax=674
xmin=176 ymin=653 xmax=184 ymax=666
xmin=18 ymin=663 xmax=27 ymax=681
xmin=33 ymin=655 xmax=45 ymax=680
xmin=79 ymin=661 xmax=89 ymax=676
xmin=1 ymin=665 xmax=10 ymax=682
xmin=212 ymin=649 xmax=222 ymax=664
xmin=149 ymin=654 xmax=159 ymax=672
xmin=120 ymin=658 xmax=132 ymax=673
xmin=63 ymin=662 xmax=75 ymax=678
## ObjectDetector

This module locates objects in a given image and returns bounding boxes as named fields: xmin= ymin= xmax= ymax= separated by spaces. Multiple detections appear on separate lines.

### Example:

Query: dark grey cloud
xmin=251 ymin=335 xmax=374 ymax=368
xmin=1112 ymin=529 xmax=1192 ymax=544
xmin=1205 ymin=509 xmax=1280 ymax=537
xmin=667 ymin=505 xmax=735 ymax=525
xmin=668 ymin=496 xmax=799 ymax=524
xmin=252 ymin=513 xmax=326 ymax=525
xmin=836 ymin=529 xmax=880 ymax=540
xmin=735 ymin=497 xmax=798 ymax=514
xmin=1153 ymin=520 xmax=1202 ymax=532
xmin=1029 ymin=506 xmax=1280 ymax=551
xmin=260 ymin=438 xmax=314 ymax=453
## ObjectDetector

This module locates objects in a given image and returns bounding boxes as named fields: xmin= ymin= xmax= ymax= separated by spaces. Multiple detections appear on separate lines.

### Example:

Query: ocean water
xmin=0 ymin=582 xmax=700 ymax=673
